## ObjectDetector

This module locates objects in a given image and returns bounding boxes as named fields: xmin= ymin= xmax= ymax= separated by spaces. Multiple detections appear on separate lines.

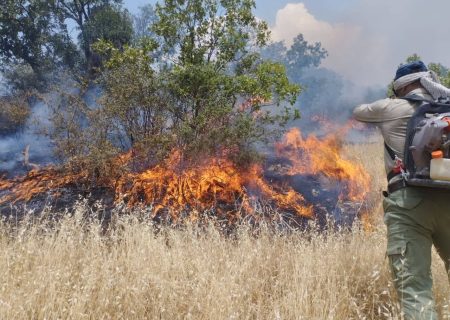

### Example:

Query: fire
xmin=0 ymin=168 xmax=89 ymax=203
xmin=115 ymin=150 xmax=313 ymax=220
xmin=0 ymin=126 xmax=371 ymax=224
xmin=0 ymin=153 xmax=131 ymax=204
xmin=276 ymin=128 xmax=370 ymax=201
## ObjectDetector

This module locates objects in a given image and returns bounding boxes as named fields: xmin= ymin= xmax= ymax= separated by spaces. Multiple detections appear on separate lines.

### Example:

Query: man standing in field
xmin=354 ymin=61 xmax=450 ymax=320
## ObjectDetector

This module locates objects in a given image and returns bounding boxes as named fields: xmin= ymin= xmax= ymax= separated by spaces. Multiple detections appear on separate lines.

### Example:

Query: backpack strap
xmin=385 ymin=96 xmax=427 ymax=182
xmin=385 ymin=142 xmax=401 ymax=182
xmin=384 ymin=142 xmax=396 ymax=161
xmin=400 ymin=93 xmax=434 ymax=103
xmin=399 ymin=95 xmax=434 ymax=176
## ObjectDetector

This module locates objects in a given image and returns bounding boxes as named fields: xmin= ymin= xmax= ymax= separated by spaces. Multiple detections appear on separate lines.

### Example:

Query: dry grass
xmin=0 ymin=134 xmax=449 ymax=319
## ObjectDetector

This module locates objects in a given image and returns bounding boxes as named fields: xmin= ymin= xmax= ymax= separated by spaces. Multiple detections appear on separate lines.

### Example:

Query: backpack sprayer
xmin=400 ymin=95 xmax=450 ymax=188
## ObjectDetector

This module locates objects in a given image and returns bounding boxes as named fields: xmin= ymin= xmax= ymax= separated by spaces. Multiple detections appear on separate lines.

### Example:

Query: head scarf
xmin=393 ymin=69 xmax=450 ymax=101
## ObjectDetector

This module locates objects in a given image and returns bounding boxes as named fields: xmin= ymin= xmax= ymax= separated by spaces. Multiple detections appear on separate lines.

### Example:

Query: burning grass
xmin=0 ymin=127 xmax=371 ymax=226
xmin=0 ymin=137 xmax=449 ymax=319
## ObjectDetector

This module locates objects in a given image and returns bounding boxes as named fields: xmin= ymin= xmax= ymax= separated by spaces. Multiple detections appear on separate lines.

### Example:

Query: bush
xmin=80 ymin=0 xmax=299 ymax=176
xmin=0 ymin=94 xmax=31 ymax=135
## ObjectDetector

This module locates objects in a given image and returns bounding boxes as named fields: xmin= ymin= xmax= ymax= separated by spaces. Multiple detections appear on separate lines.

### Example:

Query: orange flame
xmin=0 ymin=126 xmax=370 ymax=223
xmin=276 ymin=128 xmax=370 ymax=201
xmin=115 ymin=150 xmax=313 ymax=220
xmin=0 ymin=168 xmax=90 ymax=203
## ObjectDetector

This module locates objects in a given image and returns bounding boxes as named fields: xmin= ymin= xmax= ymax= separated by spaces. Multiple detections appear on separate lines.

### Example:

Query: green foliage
xmin=405 ymin=53 xmax=421 ymax=63
xmin=260 ymin=34 xmax=332 ymax=118
xmin=78 ymin=4 xmax=133 ymax=75
xmin=0 ymin=0 xmax=303 ymax=176
xmin=0 ymin=0 xmax=131 ymax=91
xmin=55 ymin=0 xmax=129 ymax=73
xmin=81 ymin=5 xmax=133 ymax=56
xmin=0 ymin=0 xmax=78 ymax=90
xmin=89 ymin=0 xmax=300 ymax=170
xmin=428 ymin=62 xmax=450 ymax=88
xmin=152 ymin=0 xmax=270 ymax=67
xmin=285 ymin=34 xmax=328 ymax=75
xmin=94 ymin=41 xmax=171 ymax=161
xmin=0 ymin=94 xmax=31 ymax=135
xmin=47 ymin=89 xmax=90 ymax=162
xmin=386 ymin=82 xmax=395 ymax=98
xmin=0 ymin=0 xmax=150 ymax=89
xmin=2 ymin=64 xmax=43 ymax=93
xmin=261 ymin=35 xmax=328 ymax=75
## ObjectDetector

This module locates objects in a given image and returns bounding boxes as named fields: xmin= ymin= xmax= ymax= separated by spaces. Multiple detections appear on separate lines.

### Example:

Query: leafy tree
xmin=82 ymin=5 xmax=132 ymax=49
xmin=87 ymin=0 xmax=300 ymax=173
xmin=94 ymin=42 xmax=172 ymax=165
xmin=260 ymin=35 xmax=333 ymax=118
xmin=54 ymin=0 xmax=123 ymax=71
xmin=152 ymin=0 xmax=299 ymax=161
xmin=153 ymin=0 xmax=270 ymax=66
xmin=47 ymin=90 xmax=90 ymax=162
xmin=285 ymin=34 xmax=328 ymax=77
xmin=1 ymin=0 xmax=133 ymax=78
xmin=0 ymin=95 xmax=31 ymax=135
xmin=406 ymin=53 xmax=421 ymax=63
xmin=261 ymin=35 xmax=328 ymax=78
xmin=0 ymin=0 xmax=78 ymax=90
xmin=81 ymin=4 xmax=133 ymax=72
xmin=428 ymin=62 xmax=450 ymax=88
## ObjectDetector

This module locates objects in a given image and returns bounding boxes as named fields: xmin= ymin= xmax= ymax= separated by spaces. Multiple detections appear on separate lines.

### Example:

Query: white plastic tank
xmin=430 ymin=150 xmax=450 ymax=181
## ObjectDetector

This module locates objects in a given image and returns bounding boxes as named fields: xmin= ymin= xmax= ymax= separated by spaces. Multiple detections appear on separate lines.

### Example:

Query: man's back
xmin=353 ymin=88 xmax=433 ymax=175
xmin=354 ymin=60 xmax=450 ymax=320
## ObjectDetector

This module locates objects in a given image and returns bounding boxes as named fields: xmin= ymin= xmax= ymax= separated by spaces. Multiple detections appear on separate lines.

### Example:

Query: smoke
xmin=270 ymin=3 xmax=387 ymax=87
xmin=258 ymin=3 xmax=387 ymax=136
xmin=287 ymin=66 xmax=385 ymax=142
xmin=0 ymin=78 xmax=104 ymax=177
xmin=270 ymin=1 xmax=450 ymax=88
xmin=0 ymin=100 xmax=53 ymax=176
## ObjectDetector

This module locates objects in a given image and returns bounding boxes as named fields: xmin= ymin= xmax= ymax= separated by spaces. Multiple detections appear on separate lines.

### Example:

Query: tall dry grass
xmin=0 ymin=135 xmax=449 ymax=319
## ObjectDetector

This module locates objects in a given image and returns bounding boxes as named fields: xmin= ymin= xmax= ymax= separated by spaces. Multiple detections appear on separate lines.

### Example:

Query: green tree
xmin=89 ymin=0 xmax=300 ymax=172
xmin=94 ymin=42 xmax=172 ymax=165
xmin=260 ymin=35 xmax=332 ymax=118
xmin=0 ymin=0 xmax=78 ymax=90
xmin=285 ymin=34 xmax=328 ymax=77
xmin=81 ymin=4 xmax=133 ymax=72
xmin=0 ymin=95 xmax=30 ymax=135
xmin=261 ymin=35 xmax=328 ymax=77
xmin=428 ymin=62 xmax=450 ymax=88
xmin=54 ymin=0 xmax=123 ymax=71
xmin=152 ymin=0 xmax=299 ymax=162
xmin=406 ymin=53 xmax=421 ymax=63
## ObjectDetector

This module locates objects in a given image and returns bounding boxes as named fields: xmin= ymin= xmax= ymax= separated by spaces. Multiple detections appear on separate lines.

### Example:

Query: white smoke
xmin=0 ymin=100 xmax=53 ymax=175
xmin=270 ymin=1 xmax=450 ymax=87
xmin=270 ymin=3 xmax=387 ymax=87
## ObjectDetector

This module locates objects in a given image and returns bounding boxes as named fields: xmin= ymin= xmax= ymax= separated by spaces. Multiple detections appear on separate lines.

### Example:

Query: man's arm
xmin=353 ymin=98 xmax=393 ymax=123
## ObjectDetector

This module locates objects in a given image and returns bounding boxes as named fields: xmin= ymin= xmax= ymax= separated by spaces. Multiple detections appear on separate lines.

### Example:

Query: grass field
xmin=0 ymin=137 xmax=449 ymax=319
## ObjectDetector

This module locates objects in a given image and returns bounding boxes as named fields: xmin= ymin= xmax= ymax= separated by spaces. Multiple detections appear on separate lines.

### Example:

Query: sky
xmin=123 ymin=0 xmax=450 ymax=87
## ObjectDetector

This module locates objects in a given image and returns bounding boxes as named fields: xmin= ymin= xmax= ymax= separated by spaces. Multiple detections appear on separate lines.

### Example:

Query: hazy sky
xmin=123 ymin=0 xmax=450 ymax=87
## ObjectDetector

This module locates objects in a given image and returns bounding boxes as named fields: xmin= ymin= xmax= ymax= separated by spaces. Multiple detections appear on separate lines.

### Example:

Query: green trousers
xmin=383 ymin=187 xmax=450 ymax=320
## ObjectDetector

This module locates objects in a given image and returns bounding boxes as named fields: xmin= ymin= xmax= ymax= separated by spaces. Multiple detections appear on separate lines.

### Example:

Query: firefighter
xmin=354 ymin=61 xmax=450 ymax=320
